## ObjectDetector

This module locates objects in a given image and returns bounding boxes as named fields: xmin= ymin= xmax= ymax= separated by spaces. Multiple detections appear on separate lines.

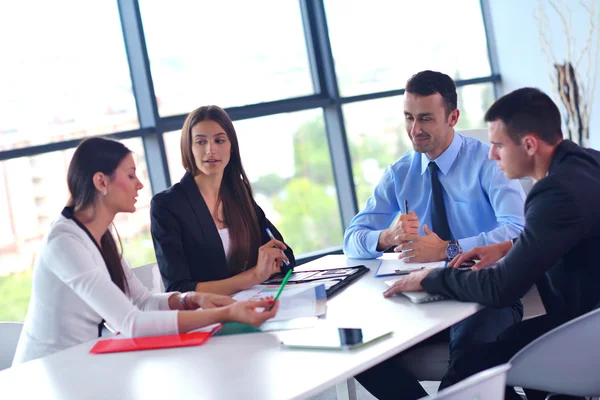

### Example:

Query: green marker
xmin=269 ymin=268 xmax=293 ymax=311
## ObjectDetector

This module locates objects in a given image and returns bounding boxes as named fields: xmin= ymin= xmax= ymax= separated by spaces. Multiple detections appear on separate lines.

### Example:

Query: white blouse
xmin=12 ymin=215 xmax=179 ymax=365
xmin=218 ymin=228 xmax=231 ymax=261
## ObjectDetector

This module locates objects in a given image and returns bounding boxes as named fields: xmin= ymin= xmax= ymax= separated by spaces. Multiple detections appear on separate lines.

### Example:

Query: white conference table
xmin=0 ymin=255 xmax=482 ymax=400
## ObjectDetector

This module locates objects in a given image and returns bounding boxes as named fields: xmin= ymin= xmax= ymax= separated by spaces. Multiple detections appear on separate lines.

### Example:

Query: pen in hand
xmin=268 ymin=268 xmax=292 ymax=311
xmin=404 ymin=199 xmax=409 ymax=214
xmin=265 ymin=228 xmax=290 ymax=267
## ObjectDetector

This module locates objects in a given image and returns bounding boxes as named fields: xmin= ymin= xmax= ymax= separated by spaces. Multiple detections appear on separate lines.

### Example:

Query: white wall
xmin=486 ymin=0 xmax=600 ymax=149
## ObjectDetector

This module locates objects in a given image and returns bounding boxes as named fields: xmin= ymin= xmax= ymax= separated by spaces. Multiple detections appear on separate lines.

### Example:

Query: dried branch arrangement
xmin=535 ymin=0 xmax=599 ymax=146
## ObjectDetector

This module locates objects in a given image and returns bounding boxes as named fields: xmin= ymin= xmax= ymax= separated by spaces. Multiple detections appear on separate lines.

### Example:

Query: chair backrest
xmin=0 ymin=322 xmax=24 ymax=370
xmin=132 ymin=262 xmax=165 ymax=293
xmin=507 ymin=307 xmax=600 ymax=397
xmin=420 ymin=364 xmax=510 ymax=400
xmin=460 ymin=128 xmax=534 ymax=195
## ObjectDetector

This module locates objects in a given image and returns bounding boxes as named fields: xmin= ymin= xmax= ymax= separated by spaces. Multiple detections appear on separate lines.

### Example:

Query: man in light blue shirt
xmin=348 ymin=70 xmax=526 ymax=400
xmin=343 ymin=119 xmax=526 ymax=260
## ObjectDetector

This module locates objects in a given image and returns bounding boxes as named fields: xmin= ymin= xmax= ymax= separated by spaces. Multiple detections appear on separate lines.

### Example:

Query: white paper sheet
xmin=376 ymin=253 xmax=445 ymax=276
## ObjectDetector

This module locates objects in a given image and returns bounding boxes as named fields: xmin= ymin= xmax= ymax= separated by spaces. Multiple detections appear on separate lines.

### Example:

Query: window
xmin=164 ymin=110 xmax=344 ymax=255
xmin=324 ymin=0 xmax=492 ymax=97
xmin=0 ymin=0 xmax=138 ymax=152
xmin=0 ymin=138 xmax=153 ymax=322
xmin=139 ymin=0 xmax=314 ymax=116
xmin=345 ymin=82 xmax=496 ymax=209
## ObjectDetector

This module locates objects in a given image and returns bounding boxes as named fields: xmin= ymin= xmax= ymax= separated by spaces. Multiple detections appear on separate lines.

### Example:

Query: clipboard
xmin=375 ymin=254 xmax=446 ymax=277
xmin=89 ymin=324 xmax=221 ymax=354
xmin=263 ymin=265 xmax=369 ymax=297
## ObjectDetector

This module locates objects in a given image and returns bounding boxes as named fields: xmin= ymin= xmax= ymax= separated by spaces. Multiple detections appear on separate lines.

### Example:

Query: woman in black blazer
xmin=151 ymin=105 xmax=295 ymax=295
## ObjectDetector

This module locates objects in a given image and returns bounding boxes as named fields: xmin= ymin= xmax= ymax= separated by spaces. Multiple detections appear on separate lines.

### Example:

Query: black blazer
xmin=422 ymin=140 xmax=600 ymax=323
xmin=151 ymin=172 xmax=296 ymax=293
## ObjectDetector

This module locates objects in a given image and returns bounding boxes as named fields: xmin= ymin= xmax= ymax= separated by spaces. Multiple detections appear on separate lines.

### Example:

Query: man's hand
xmin=377 ymin=211 xmax=420 ymax=251
xmin=448 ymin=241 xmax=512 ymax=271
xmin=383 ymin=269 xmax=433 ymax=297
xmin=393 ymin=224 xmax=448 ymax=262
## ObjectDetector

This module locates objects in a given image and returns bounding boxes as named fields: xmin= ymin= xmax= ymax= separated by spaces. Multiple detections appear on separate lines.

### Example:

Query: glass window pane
xmin=345 ymin=82 xmax=495 ymax=208
xmin=0 ymin=1 xmax=138 ymax=152
xmin=0 ymin=138 xmax=153 ymax=322
xmin=139 ymin=0 xmax=314 ymax=116
xmin=455 ymin=83 xmax=496 ymax=131
xmin=325 ymin=0 xmax=492 ymax=97
xmin=164 ymin=110 xmax=343 ymax=254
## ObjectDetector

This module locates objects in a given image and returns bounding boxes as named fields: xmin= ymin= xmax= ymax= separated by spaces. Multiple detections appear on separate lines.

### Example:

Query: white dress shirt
xmin=12 ymin=215 xmax=179 ymax=365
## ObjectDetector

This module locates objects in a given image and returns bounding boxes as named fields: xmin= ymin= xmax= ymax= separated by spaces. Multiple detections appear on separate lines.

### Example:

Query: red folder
xmin=90 ymin=325 xmax=222 ymax=354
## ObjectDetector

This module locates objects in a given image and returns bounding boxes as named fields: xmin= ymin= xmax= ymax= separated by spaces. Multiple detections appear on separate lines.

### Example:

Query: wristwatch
xmin=179 ymin=292 xmax=191 ymax=310
xmin=445 ymin=240 xmax=462 ymax=260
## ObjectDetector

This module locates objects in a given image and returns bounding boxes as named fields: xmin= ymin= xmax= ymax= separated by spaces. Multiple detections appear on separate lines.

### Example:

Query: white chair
xmin=0 ymin=322 xmax=24 ymax=370
xmin=507 ymin=307 xmax=600 ymax=398
xmin=418 ymin=364 xmax=510 ymax=400
xmin=132 ymin=262 xmax=165 ymax=293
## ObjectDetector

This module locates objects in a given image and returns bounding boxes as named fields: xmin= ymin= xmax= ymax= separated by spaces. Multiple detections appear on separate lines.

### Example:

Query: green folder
xmin=214 ymin=322 xmax=261 ymax=336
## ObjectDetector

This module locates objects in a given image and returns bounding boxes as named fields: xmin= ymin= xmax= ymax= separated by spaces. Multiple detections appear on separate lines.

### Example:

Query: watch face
xmin=446 ymin=243 xmax=460 ymax=259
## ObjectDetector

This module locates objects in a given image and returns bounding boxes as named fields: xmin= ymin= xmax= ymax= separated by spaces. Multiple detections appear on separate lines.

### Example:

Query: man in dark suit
xmin=384 ymin=87 xmax=600 ymax=399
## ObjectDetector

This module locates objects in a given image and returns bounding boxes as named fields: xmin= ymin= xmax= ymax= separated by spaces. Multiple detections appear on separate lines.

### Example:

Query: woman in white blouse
xmin=13 ymin=137 xmax=282 ymax=365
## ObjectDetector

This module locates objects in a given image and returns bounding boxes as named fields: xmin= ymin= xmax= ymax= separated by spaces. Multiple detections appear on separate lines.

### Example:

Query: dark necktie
xmin=428 ymin=161 xmax=452 ymax=241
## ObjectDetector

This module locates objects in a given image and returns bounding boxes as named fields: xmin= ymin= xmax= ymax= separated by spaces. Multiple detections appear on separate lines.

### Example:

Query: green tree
xmin=0 ymin=270 xmax=33 ymax=321
xmin=267 ymin=115 xmax=404 ymax=254
xmin=253 ymin=173 xmax=286 ymax=197
xmin=293 ymin=118 xmax=333 ymax=185
xmin=273 ymin=177 xmax=342 ymax=254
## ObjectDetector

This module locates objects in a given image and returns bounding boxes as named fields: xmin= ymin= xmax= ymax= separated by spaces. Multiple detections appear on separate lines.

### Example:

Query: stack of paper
xmin=233 ymin=283 xmax=327 ymax=321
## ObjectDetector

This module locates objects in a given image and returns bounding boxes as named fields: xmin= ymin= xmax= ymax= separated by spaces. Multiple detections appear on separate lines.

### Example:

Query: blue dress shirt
xmin=343 ymin=132 xmax=526 ymax=259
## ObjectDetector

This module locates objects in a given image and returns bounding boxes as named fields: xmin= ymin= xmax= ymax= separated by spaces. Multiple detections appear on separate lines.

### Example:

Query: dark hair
xmin=67 ymin=137 xmax=130 ymax=293
xmin=484 ymin=87 xmax=563 ymax=145
xmin=405 ymin=70 xmax=457 ymax=117
xmin=180 ymin=105 xmax=261 ymax=274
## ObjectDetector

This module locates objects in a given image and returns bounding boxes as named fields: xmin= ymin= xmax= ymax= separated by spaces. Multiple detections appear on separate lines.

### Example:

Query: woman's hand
xmin=188 ymin=292 xmax=235 ymax=309
xmin=252 ymin=239 xmax=289 ymax=283
xmin=225 ymin=299 xmax=279 ymax=327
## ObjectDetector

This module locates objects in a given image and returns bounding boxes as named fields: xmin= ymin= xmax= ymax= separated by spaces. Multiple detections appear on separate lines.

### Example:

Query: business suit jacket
xmin=422 ymin=140 xmax=600 ymax=324
xmin=151 ymin=172 xmax=296 ymax=293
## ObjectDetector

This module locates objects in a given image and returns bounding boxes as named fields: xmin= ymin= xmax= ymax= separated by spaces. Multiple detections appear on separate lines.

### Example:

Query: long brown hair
xmin=67 ymin=137 xmax=129 ymax=293
xmin=181 ymin=105 xmax=261 ymax=274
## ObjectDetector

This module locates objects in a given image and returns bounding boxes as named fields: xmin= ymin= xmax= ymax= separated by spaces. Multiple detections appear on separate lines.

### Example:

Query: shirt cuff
xmin=367 ymin=230 xmax=385 ymax=258
xmin=458 ymin=236 xmax=477 ymax=253
xmin=156 ymin=292 xmax=177 ymax=311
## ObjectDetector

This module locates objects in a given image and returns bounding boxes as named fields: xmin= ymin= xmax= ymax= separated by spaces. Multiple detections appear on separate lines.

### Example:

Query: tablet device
xmin=384 ymin=279 xmax=447 ymax=303
xmin=400 ymin=291 xmax=446 ymax=304
xmin=279 ymin=326 xmax=392 ymax=351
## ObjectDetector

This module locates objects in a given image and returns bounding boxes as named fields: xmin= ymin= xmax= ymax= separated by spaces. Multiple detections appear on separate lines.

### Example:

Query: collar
xmin=420 ymin=131 xmax=463 ymax=175
xmin=547 ymin=139 xmax=577 ymax=175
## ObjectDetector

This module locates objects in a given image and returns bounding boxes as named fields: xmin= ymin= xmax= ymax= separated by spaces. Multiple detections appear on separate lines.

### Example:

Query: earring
xmin=102 ymin=190 xmax=107 ymax=196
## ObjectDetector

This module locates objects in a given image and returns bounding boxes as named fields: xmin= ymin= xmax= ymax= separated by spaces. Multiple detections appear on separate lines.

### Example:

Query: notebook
xmin=384 ymin=279 xmax=446 ymax=304
xmin=90 ymin=324 xmax=221 ymax=354
xmin=263 ymin=265 xmax=369 ymax=298
xmin=375 ymin=253 xmax=446 ymax=277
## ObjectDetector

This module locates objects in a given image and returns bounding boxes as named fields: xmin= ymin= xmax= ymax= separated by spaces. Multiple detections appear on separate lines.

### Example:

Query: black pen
xmin=404 ymin=199 xmax=409 ymax=214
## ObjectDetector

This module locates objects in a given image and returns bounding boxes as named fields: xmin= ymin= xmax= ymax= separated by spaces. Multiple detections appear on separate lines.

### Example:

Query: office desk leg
xmin=335 ymin=378 xmax=357 ymax=400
